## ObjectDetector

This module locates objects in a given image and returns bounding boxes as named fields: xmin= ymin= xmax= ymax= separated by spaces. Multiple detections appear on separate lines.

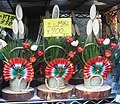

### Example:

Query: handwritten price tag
xmin=115 ymin=94 xmax=120 ymax=103
xmin=44 ymin=18 xmax=72 ymax=37
xmin=0 ymin=12 xmax=15 ymax=29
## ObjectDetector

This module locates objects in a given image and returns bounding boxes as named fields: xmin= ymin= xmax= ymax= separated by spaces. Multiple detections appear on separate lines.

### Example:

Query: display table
xmin=0 ymin=86 xmax=117 ymax=104
xmin=75 ymin=84 xmax=111 ymax=100
xmin=37 ymin=84 xmax=74 ymax=100
xmin=0 ymin=95 xmax=115 ymax=104
xmin=2 ymin=87 xmax=34 ymax=101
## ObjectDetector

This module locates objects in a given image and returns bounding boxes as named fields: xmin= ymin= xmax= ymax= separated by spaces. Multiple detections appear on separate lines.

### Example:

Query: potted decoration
xmin=44 ymin=37 xmax=83 ymax=89
xmin=37 ymin=5 xmax=84 ymax=100
xmin=75 ymin=36 xmax=117 ymax=100
xmin=75 ymin=4 xmax=118 ymax=100
xmin=0 ymin=3 xmax=45 ymax=101
xmin=0 ymin=40 xmax=43 ymax=101
xmin=0 ymin=35 xmax=7 ymax=97
xmin=37 ymin=36 xmax=84 ymax=100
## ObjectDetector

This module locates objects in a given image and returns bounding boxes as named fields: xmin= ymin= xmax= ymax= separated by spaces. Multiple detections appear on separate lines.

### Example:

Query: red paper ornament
xmin=3 ymin=58 xmax=34 ymax=82
xmin=77 ymin=46 xmax=84 ymax=53
xmin=97 ymin=38 xmax=104 ymax=44
xmin=45 ymin=58 xmax=75 ymax=81
xmin=37 ymin=50 xmax=44 ymax=56
xmin=29 ymin=55 xmax=36 ymax=63
xmin=105 ymin=50 xmax=112 ymax=57
xmin=110 ymin=43 xmax=118 ymax=49
xmin=68 ymin=51 xmax=75 ymax=58
xmin=66 ymin=36 xmax=73 ymax=43
xmin=22 ymin=43 xmax=30 ymax=49
xmin=84 ymin=56 xmax=112 ymax=79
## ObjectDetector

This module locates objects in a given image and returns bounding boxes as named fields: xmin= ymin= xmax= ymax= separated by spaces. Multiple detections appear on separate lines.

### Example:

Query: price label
xmin=115 ymin=94 xmax=120 ymax=103
xmin=44 ymin=18 xmax=72 ymax=37
xmin=0 ymin=12 xmax=15 ymax=29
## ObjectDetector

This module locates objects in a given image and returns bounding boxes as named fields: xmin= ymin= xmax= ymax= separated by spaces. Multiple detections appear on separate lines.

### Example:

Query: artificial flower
xmin=68 ymin=51 xmax=75 ymax=58
xmin=22 ymin=42 xmax=30 ymax=49
xmin=66 ymin=36 xmax=73 ymax=43
xmin=110 ymin=43 xmax=118 ymax=49
xmin=77 ymin=46 xmax=84 ymax=53
xmin=0 ymin=39 xmax=7 ymax=49
xmin=97 ymin=38 xmax=104 ymax=44
xmin=30 ymin=44 xmax=38 ymax=51
xmin=37 ymin=50 xmax=44 ymax=56
xmin=105 ymin=50 xmax=112 ymax=57
xmin=29 ymin=55 xmax=36 ymax=63
xmin=45 ymin=58 xmax=75 ymax=81
xmin=71 ymin=40 xmax=79 ymax=47
xmin=103 ymin=38 xmax=110 ymax=45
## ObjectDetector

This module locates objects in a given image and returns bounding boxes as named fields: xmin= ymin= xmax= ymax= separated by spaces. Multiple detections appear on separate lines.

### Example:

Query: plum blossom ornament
xmin=105 ymin=50 xmax=112 ymax=57
xmin=0 ymin=39 xmax=7 ymax=49
xmin=22 ymin=42 xmax=30 ymax=49
xmin=110 ymin=43 xmax=118 ymax=49
xmin=103 ymin=38 xmax=110 ymax=45
xmin=97 ymin=38 xmax=104 ymax=44
xmin=66 ymin=36 xmax=73 ymax=43
xmin=30 ymin=44 xmax=38 ymax=51
xmin=68 ymin=51 xmax=75 ymax=58
xmin=71 ymin=40 xmax=79 ymax=47
xmin=29 ymin=55 xmax=36 ymax=63
xmin=37 ymin=50 xmax=44 ymax=56
xmin=77 ymin=46 xmax=84 ymax=53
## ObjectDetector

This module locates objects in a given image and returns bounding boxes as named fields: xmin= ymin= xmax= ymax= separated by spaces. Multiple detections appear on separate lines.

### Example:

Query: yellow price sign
xmin=44 ymin=18 xmax=72 ymax=37
xmin=0 ymin=12 xmax=15 ymax=29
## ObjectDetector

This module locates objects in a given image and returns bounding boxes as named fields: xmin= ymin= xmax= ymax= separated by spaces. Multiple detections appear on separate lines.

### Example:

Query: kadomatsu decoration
xmin=82 ymin=4 xmax=117 ymax=90
xmin=44 ymin=36 xmax=84 ymax=90
xmin=1 ymin=40 xmax=44 ymax=92
xmin=1 ymin=4 xmax=45 ymax=101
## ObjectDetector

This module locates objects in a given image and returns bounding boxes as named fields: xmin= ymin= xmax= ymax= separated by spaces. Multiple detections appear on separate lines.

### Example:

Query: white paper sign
xmin=115 ymin=94 xmax=120 ymax=103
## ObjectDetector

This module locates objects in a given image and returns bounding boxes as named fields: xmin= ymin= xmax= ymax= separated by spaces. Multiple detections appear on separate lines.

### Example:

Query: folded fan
xmin=84 ymin=56 xmax=112 ymax=79
xmin=3 ymin=58 xmax=34 ymax=82
xmin=45 ymin=58 xmax=75 ymax=81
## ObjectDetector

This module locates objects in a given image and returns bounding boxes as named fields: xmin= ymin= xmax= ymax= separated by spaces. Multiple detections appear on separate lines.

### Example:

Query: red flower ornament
xmin=22 ymin=43 xmax=30 ymax=49
xmin=66 ymin=36 xmax=73 ymax=43
xmin=97 ymin=38 xmax=104 ymax=44
xmin=105 ymin=50 xmax=112 ymax=57
xmin=29 ymin=55 xmax=36 ymax=63
xmin=37 ymin=50 xmax=44 ymax=56
xmin=110 ymin=43 xmax=118 ymax=49
xmin=68 ymin=51 xmax=75 ymax=58
xmin=77 ymin=46 xmax=84 ymax=53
